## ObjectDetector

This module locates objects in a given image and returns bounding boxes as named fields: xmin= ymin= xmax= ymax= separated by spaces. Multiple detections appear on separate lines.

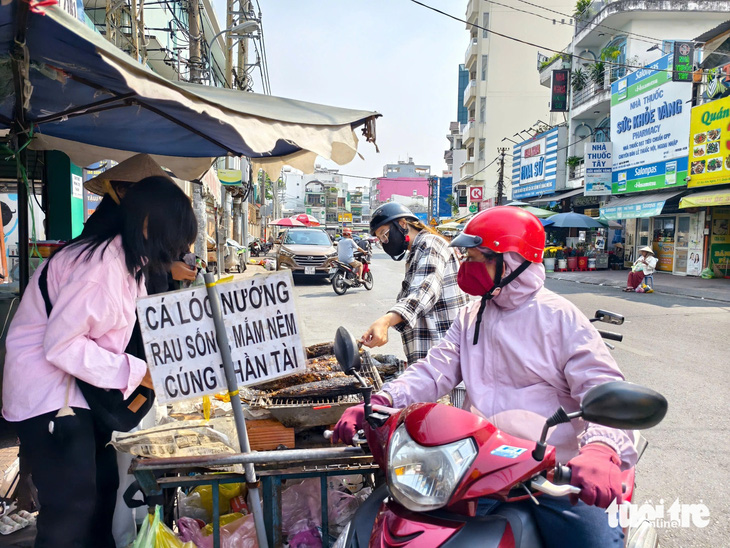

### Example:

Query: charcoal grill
xmin=241 ymin=345 xmax=385 ymax=429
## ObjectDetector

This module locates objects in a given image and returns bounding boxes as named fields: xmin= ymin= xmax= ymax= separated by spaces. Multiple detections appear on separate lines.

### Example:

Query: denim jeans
xmin=476 ymin=495 xmax=624 ymax=548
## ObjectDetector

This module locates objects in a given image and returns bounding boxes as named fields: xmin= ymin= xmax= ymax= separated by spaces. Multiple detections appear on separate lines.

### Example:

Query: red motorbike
xmin=328 ymin=322 xmax=667 ymax=548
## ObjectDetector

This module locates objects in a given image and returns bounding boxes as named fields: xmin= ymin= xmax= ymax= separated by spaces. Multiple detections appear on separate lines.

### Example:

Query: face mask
xmin=382 ymin=221 xmax=409 ymax=261
xmin=457 ymin=260 xmax=496 ymax=296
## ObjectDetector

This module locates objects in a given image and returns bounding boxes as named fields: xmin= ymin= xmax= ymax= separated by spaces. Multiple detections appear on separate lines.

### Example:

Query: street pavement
xmin=283 ymin=250 xmax=729 ymax=548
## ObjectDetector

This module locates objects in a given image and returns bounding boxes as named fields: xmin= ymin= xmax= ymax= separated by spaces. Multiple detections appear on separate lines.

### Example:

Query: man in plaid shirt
xmin=362 ymin=203 xmax=467 ymax=364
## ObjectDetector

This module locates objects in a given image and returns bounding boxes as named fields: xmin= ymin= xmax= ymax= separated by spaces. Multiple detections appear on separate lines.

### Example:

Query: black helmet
xmin=369 ymin=203 xmax=418 ymax=235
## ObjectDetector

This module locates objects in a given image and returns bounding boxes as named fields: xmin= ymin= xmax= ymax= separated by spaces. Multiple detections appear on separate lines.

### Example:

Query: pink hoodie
xmin=382 ymin=252 xmax=637 ymax=467
xmin=2 ymin=236 xmax=148 ymax=422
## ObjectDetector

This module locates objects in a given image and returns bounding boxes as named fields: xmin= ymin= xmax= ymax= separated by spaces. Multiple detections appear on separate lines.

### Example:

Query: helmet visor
xmin=450 ymin=232 xmax=483 ymax=248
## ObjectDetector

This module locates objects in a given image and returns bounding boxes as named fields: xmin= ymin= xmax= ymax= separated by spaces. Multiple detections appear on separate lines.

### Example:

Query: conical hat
xmin=84 ymin=154 xmax=173 ymax=196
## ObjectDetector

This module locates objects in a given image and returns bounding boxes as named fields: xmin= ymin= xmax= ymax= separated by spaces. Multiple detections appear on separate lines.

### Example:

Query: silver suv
xmin=275 ymin=228 xmax=337 ymax=277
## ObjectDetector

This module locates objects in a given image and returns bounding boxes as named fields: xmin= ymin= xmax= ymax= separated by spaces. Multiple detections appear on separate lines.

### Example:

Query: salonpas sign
xmin=610 ymin=54 xmax=692 ymax=194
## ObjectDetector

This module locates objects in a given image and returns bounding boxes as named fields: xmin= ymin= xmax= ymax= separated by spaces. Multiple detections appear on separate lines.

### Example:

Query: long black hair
xmin=57 ymin=176 xmax=197 ymax=280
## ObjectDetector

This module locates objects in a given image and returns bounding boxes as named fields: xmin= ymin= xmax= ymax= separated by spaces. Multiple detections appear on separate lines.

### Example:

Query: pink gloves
xmin=568 ymin=443 xmax=623 ymax=508
xmin=332 ymin=394 xmax=390 ymax=445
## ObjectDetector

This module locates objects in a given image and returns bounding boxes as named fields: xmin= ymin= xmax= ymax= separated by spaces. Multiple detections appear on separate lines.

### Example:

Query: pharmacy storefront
xmin=603 ymin=54 xmax=702 ymax=274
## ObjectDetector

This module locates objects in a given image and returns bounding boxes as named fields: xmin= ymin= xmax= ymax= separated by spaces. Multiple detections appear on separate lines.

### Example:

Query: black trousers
xmin=16 ymin=408 xmax=118 ymax=548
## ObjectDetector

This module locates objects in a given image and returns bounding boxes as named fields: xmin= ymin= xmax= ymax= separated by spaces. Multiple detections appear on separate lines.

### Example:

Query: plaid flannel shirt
xmin=390 ymin=232 xmax=468 ymax=364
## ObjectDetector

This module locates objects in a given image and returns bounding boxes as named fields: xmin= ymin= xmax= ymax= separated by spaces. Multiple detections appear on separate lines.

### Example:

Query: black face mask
xmin=382 ymin=221 xmax=409 ymax=261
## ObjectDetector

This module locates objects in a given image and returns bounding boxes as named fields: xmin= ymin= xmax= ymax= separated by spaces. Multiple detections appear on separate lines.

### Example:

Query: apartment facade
xmin=458 ymin=0 xmax=572 ymax=205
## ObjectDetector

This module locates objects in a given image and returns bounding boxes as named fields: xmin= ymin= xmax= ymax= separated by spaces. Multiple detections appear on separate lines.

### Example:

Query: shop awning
xmin=679 ymin=188 xmax=730 ymax=208
xmin=0 ymin=0 xmax=380 ymax=180
xmin=529 ymin=188 xmax=585 ymax=204
xmin=599 ymin=190 xmax=684 ymax=220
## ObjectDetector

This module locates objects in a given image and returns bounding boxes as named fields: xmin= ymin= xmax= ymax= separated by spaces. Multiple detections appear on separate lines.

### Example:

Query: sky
xmin=212 ymin=0 xmax=469 ymax=187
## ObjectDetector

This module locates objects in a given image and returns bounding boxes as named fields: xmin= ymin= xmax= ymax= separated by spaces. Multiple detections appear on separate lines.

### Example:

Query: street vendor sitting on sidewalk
xmin=625 ymin=246 xmax=657 ymax=292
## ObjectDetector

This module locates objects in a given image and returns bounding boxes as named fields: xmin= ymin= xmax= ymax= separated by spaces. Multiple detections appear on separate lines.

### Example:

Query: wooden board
xmin=246 ymin=418 xmax=295 ymax=451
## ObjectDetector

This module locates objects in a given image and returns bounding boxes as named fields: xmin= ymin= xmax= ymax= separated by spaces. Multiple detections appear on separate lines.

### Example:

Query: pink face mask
xmin=457 ymin=261 xmax=496 ymax=296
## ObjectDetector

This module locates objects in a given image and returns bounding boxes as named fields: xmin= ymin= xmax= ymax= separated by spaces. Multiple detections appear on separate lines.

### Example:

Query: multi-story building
xmin=460 ymin=0 xmax=572 ymax=203
xmin=383 ymin=158 xmax=430 ymax=178
xmin=370 ymin=159 xmax=431 ymax=212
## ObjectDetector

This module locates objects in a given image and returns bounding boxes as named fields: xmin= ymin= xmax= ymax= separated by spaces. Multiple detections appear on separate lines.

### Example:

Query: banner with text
xmin=136 ymin=272 xmax=305 ymax=404
xmin=584 ymin=142 xmax=613 ymax=196
xmin=687 ymin=95 xmax=730 ymax=188
xmin=611 ymin=54 xmax=691 ymax=194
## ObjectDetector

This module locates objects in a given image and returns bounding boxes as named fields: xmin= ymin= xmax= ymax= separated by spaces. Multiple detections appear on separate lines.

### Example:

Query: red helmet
xmin=342 ymin=227 xmax=352 ymax=236
xmin=450 ymin=206 xmax=545 ymax=262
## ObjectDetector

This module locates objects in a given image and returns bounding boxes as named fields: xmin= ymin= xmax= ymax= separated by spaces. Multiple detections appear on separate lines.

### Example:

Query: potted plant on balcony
xmin=543 ymin=247 xmax=557 ymax=272
xmin=566 ymin=156 xmax=582 ymax=179
xmin=573 ymin=0 xmax=591 ymax=19
xmin=571 ymin=68 xmax=588 ymax=92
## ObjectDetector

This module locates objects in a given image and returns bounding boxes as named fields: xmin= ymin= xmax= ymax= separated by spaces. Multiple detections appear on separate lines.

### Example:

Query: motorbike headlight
xmin=387 ymin=424 xmax=477 ymax=512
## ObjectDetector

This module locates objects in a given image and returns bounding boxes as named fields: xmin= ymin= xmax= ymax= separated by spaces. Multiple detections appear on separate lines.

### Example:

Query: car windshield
xmin=284 ymin=230 xmax=331 ymax=246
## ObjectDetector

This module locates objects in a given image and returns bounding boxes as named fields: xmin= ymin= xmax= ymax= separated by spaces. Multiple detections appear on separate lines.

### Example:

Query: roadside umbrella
xmin=290 ymin=214 xmax=320 ymax=226
xmin=540 ymin=218 xmax=555 ymax=227
xmin=271 ymin=218 xmax=306 ymax=227
xmin=598 ymin=218 xmax=623 ymax=229
xmin=546 ymin=212 xmax=605 ymax=229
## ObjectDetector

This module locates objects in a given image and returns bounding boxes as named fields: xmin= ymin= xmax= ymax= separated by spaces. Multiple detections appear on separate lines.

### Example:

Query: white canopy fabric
xmin=2 ymin=1 xmax=380 ymax=180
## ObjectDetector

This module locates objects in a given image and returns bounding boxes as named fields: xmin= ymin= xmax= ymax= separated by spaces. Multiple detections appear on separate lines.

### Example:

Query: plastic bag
xmin=190 ymin=513 xmax=258 ymax=548
xmin=281 ymin=479 xmax=321 ymax=535
xmin=183 ymin=482 xmax=244 ymax=521
xmin=132 ymin=506 xmax=195 ymax=548
xmin=701 ymin=267 xmax=715 ymax=279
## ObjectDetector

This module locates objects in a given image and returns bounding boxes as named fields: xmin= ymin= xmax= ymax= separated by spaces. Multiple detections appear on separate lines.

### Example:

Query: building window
xmin=605 ymin=35 xmax=627 ymax=81
xmin=595 ymin=117 xmax=611 ymax=142
xmin=481 ymin=55 xmax=488 ymax=81
xmin=479 ymin=97 xmax=486 ymax=123
xmin=482 ymin=13 xmax=489 ymax=38
xmin=478 ymin=139 xmax=486 ymax=160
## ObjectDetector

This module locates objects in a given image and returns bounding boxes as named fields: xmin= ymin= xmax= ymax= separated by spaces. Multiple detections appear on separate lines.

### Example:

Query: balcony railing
xmin=463 ymin=80 xmax=477 ymax=108
xmin=568 ymin=160 xmax=585 ymax=180
xmin=572 ymin=80 xmax=609 ymax=109
xmin=465 ymin=38 xmax=478 ymax=67
xmin=463 ymin=120 xmax=476 ymax=145
xmin=465 ymin=0 xmax=478 ymax=25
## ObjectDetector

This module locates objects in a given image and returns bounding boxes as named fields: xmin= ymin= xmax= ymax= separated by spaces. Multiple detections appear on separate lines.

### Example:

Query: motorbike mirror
xmin=334 ymin=326 xmax=361 ymax=375
xmin=593 ymin=310 xmax=624 ymax=325
xmin=581 ymin=381 xmax=667 ymax=429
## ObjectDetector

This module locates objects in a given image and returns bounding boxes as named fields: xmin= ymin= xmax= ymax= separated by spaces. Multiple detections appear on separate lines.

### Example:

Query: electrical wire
xmin=486 ymin=0 xmax=661 ymax=48
xmin=409 ymin=0 xmax=715 ymax=77
xmin=513 ymin=0 xmax=666 ymax=46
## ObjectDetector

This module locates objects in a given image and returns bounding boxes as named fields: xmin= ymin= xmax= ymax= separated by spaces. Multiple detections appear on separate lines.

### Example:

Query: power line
xmin=513 ymin=0 xmax=665 ymax=46
xmin=409 ymin=0 xmax=715 ymax=77
xmin=487 ymin=0 xmax=659 ymax=48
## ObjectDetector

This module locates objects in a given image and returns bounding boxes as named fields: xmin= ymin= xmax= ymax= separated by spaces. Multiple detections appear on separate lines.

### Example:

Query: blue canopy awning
xmin=599 ymin=190 xmax=684 ymax=221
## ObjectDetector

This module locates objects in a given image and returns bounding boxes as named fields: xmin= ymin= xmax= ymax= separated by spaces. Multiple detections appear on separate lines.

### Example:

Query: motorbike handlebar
xmin=596 ymin=329 xmax=623 ymax=342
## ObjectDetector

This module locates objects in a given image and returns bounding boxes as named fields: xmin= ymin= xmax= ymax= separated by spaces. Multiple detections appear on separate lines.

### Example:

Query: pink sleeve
xmin=561 ymin=319 xmax=638 ymax=469
xmin=43 ymin=280 xmax=147 ymax=399
xmin=382 ymin=311 xmax=463 ymax=407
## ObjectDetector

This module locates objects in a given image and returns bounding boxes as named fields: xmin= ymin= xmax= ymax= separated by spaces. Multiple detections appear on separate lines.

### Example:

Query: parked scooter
xmin=330 ymin=250 xmax=373 ymax=295
xmin=223 ymin=239 xmax=247 ymax=273
xmin=249 ymin=239 xmax=263 ymax=257
xmin=327 ymin=317 xmax=667 ymax=548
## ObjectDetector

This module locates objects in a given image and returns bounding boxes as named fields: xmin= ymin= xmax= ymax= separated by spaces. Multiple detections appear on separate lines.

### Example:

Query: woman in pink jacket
xmin=2 ymin=176 xmax=196 ymax=548
xmin=334 ymin=207 xmax=635 ymax=547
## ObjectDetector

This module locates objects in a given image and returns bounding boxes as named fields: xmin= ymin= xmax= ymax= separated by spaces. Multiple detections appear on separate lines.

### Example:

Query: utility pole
xmin=188 ymin=0 xmax=202 ymax=83
xmin=427 ymin=176 xmax=438 ymax=224
xmin=496 ymin=147 xmax=507 ymax=206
